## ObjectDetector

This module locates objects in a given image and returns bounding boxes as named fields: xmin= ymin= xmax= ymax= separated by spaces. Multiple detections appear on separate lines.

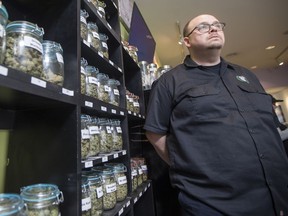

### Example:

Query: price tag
xmin=85 ymin=160 xmax=93 ymax=168
xmin=111 ymin=109 xmax=116 ymax=114
xmin=118 ymin=67 xmax=122 ymax=72
xmin=122 ymin=150 xmax=126 ymax=155
xmin=83 ymin=40 xmax=90 ymax=47
xmin=148 ymin=183 xmax=151 ymax=187
xmin=62 ymin=88 xmax=74 ymax=96
xmin=98 ymin=51 xmax=104 ymax=58
xmin=85 ymin=101 xmax=93 ymax=108
xmin=119 ymin=208 xmax=124 ymax=216
xmin=128 ymin=111 xmax=132 ymax=114
xmin=120 ymin=111 xmax=124 ymax=116
xmin=126 ymin=200 xmax=130 ymax=207
xmin=113 ymin=153 xmax=119 ymax=158
xmin=109 ymin=60 xmax=114 ymax=66
xmin=0 ymin=65 xmax=8 ymax=76
xmin=138 ymin=114 xmax=141 ymax=118
xmin=139 ymin=192 xmax=143 ymax=197
xmin=133 ymin=112 xmax=137 ymax=116
xmin=144 ymin=187 xmax=147 ymax=192
xmin=102 ymin=156 xmax=108 ymax=162
xmin=101 ymin=106 xmax=107 ymax=112
xmin=134 ymin=198 xmax=138 ymax=203
xmin=31 ymin=77 xmax=46 ymax=88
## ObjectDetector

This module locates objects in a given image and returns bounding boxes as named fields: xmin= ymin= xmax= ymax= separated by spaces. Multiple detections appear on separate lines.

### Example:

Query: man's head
xmin=183 ymin=14 xmax=225 ymax=53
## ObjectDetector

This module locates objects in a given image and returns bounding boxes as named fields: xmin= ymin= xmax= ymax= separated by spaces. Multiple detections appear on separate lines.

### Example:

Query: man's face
xmin=184 ymin=15 xmax=225 ymax=51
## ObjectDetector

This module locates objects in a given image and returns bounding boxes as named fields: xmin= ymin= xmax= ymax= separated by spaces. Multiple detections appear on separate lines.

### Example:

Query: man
xmin=144 ymin=14 xmax=288 ymax=216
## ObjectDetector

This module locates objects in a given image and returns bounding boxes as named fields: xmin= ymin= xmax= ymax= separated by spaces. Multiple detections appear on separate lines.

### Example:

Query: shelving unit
xmin=1 ymin=0 xmax=155 ymax=215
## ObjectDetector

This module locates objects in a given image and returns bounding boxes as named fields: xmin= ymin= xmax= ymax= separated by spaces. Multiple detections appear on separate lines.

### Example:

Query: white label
xmin=128 ymin=111 xmax=132 ymax=114
xmin=62 ymin=88 xmax=74 ymax=96
xmin=85 ymin=160 xmax=93 ymax=168
xmin=113 ymin=153 xmax=119 ymax=158
xmin=102 ymin=156 xmax=108 ymax=162
xmin=85 ymin=101 xmax=93 ymax=108
xmin=109 ymin=60 xmax=114 ymax=66
xmin=106 ymin=183 xmax=117 ymax=193
xmin=111 ymin=109 xmax=116 ymax=114
xmin=24 ymin=36 xmax=43 ymax=53
xmin=0 ymin=65 xmax=8 ymax=76
xmin=120 ymin=111 xmax=124 ymax=116
xmin=31 ymin=77 xmax=46 ymax=88
xmin=132 ymin=170 xmax=137 ymax=177
xmin=104 ymin=85 xmax=110 ymax=92
xmin=119 ymin=208 xmax=124 ymax=215
xmin=87 ymin=76 xmax=98 ymax=85
xmin=118 ymin=176 xmax=127 ymax=185
xmin=102 ymin=42 xmax=108 ymax=49
xmin=82 ymin=197 xmax=91 ymax=211
xmin=80 ymin=16 xmax=87 ymax=24
xmin=113 ymin=89 xmax=120 ymax=96
xmin=116 ymin=126 xmax=122 ymax=133
xmin=141 ymin=165 xmax=148 ymax=171
xmin=96 ymin=187 xmax=103 ymax=198
xmin=126 ymin=200 xmax=130 ymax=207
xmin=122 ymin=150 xmax=126 ymax=155
xmin=81 ymin=129 xmax=90 ymax=139
xmin=92 ymin=31 xmax=100 ymax=39
xmin=101 ymin=106 xmax=107 ymax=112
xmin=139 ymin=192 xmax=143 ymax=197
xmin=56 ymin=53 xmax=64 ymax=63
xmin=118 ymin=67 xmax=122 ymax=72
xmin=138 ymin=168 xmax=143 ymax=175
xmin=133 ymin=102 xmax=140 ymax=107
xmin=0 ymin=25 xmax=4 ymax=37
xmin=89 ymin=126 xmax=100 ymax=134
xmin=98 ymin=51 xmax=104 ymax=58
xmin=134 ymin=198 xmax=138 ymax=203
xmin=83 ymin=40 xmax=90 ymax=47
xmin=106 ymin=126 xmax=112 ymax=134
xmin=81 ymin=66 xmax=85 ymax=74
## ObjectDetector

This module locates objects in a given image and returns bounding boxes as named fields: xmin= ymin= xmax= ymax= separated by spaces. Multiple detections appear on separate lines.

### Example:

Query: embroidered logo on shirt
xmin=236 ymin=75 xmax=249 ymax=84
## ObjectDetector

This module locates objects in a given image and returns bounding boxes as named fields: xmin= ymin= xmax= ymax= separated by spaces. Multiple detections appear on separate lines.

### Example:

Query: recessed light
xmin=265 ymin=45 xmax=275 ymax=50
xmin=279 ymin=62 xmax=284 ymax=66
xmin=250 ymin=65 xmax=257 ymax=69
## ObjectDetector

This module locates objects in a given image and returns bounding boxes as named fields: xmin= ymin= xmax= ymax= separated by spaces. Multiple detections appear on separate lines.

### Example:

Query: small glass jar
xmin=42 ymin=40 xmax=64 ymax=86
xmin=20 ymin=184 xmax=64 ymax=216
xmin=80 ymin=57 xmax=88 ymax=94
xmin=87 ymin=117 xmax=101 ymax=156
xmin=80 ymin=9 xmax=89 ymax=40
xmin=82 ymin=172 xmax=103 ymax=216
xmin=126 ymin=90 xmax=134 ymax=112
xmin=98 ymin=118 xmax=113 ymax=154
xmin=99 ymin=33 xmax=109 ymax=59
xmin=104 ymin=163 xmax=128 ymax=202
xmin=96 ymin=73 xmax=109 ymax=103
xmin=132 ymin=158 xmax=143 ymax=186
xmin=97 ymin=1 xmax=106 ymax=19
xmin=128 ymin=45 xmax=138 ymax=63
xmin=85 ymin=65 xmax=99 ymax=98
xmin=0 ymin=2 xmax=8 ymax=64
xmin=111 ymin=119 xmax=123 ymax=151
xmin=0 ymin=193 xmax=27 ymax=216
xmin=107 ymin=79 xmax=120 ymax=106
xmin=81 ymin=177 xmax=92 ymax=216
xmin=4 ymin=21 xmax=44 ymax=78
xmin=147 ymin=63 xmax=158 ymax=89
xmin=132 ymin=95 xmax=140 ymax=114
xmin=81 ymin=114 xmax=91 ymax=160
xmin=92 ymin=166 xmax=117 ymax=211
xmin=87 ymin=22 xmax=100 ymax=51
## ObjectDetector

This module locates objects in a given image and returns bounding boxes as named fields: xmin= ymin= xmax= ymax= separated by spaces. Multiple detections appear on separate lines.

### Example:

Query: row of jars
xmin=126 ymin=90 xmax=140 ymax=114
xmin=80 ymin=9 xmax=109 ymax=59
xmin=131 ymin=157 xmax=148 ymax=192
xmin=81 ymin=114 xmax=123 ymax=159
xmin=0 ymin=4 xmax=65 ymax=86
xmin=139 ymin=61 xmax=172 ymax=90
xmin=82 ymin=163 xmax=128 ymax=215
xmin=81 ymin=58 xmax=121 ymax=106
xmin=122 ymin=41 xmax=139 ymax=63
xmin=0 ymin=183 xmax=64 ymax=216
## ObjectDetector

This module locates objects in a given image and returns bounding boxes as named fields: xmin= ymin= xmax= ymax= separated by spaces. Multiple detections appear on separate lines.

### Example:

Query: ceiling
xmin=133 ymin=0 xmax=288 ymax=71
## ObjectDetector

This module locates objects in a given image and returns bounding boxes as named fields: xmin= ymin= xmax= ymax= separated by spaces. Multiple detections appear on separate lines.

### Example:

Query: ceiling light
xmin=279 ymin=61 xmax=284 ymax=66
xmin=250 ymin=65 xmax=257 ymax=69
xmin=265 ymin=45 xmax=275 ymax=50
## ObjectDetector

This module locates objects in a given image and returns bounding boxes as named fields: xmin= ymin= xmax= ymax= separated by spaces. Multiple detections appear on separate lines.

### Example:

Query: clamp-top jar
xmin=0 ymin=193 xmax=27 ymax=216
xmin=0 ymin=1 xmax=8 ymax=64
xmin=20 ymin=183 xmax=64 ymax=216
xmin=4 ymin=21 xmax=44 ymax=78
xmin=42 ymin=40 xmax=64 ymax=86
xmin=87 ymin=22 xmax=100 ymax=51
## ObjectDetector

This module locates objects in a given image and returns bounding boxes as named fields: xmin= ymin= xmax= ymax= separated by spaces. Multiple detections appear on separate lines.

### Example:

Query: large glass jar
xmin=80 ymin=9 xmax=89 ymax=40
xmin=42 ymin=40 xmax=64 ymax=86
xmin=4 ymin=21 xmax=44 ymax=78
xmin=147 ymin=63 xmax=158 ymax=89
xmin=98 ymin=118 xmax=113 ymax=154
xmin=81 ymin=114 xmax=91 ymax=160
xmin=82 ymin=172 xmax=103 ymax=216
xmin=87 ymin=117 xmax=101 ymax=156
xmin=80 ymin=57 xmax=88 ymax=94
xmin=87 ymin=22 xmax=100 ymax=51
xmin=128 ymin=45 xmax=138 ymax=63
xmin=81 ymin=177 xmax=92 ymax=216
xmin=104 ymin=163 xmax=128 ymax=202
xmin=0 ymin=2 xmax=8 ymax=64
xmin=0 ymin=193 xmax=27 ymax=216
xmin=20 ymin=184 xmax=64 ymax=216
xmin=138 ymin=61 xmax=148 ymax=89
xmin=92 ymin=166 xmax=117 ymax=211
xmin=96 ymin=73 xmax=109 ymax=103
xmin=111 ymin=119 xmax=123 ymax=151
xmin=107 ymin=79 xmax=120 ymax=106
xmin=85 ymin=65 xmax=99 ymax=98
xmin=99 ymin=33 xmax=109 ymax=59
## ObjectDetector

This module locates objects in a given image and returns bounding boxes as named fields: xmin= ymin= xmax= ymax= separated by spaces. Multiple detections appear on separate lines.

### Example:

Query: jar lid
xmin=92 ymin=166 xmax=114 ymax=177
xmin=107 ymin=79 xmax=120 ymax=86
xmin=42 ymin=40 xmax=63 ymax=52
xmin=82 ymin=171 xmax=102 ymax=184
xmin=0 ymin=193 xmax=26 ymax=215
xmin=0 ymin=2 xmax=8 ymax=22
xmin=99 ymin=33 xmax=108 ymax=41
xmin=85 ymin=65 xmax=99 ymax=74
xmin=87 ymin=22 xmax=98 ymax=31
xmin=20 ymin=184 xmax=63 ymax=206
xmin=6 ymin=21 xmax=44 ymax=37
xmin=104 ymin=163 xmax=127 ymax=173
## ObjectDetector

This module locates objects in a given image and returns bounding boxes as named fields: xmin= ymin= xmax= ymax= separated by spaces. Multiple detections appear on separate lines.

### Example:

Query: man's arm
xmin=145 ymin=131 xmax=170 ymax=165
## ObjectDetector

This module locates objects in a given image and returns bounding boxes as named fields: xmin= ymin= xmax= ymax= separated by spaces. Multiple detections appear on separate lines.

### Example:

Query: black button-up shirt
xmin=144 ymin=56 xmax=288 ymax=216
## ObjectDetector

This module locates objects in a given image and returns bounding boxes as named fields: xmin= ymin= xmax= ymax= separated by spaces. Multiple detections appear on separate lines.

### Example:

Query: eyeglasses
xmin=186 ymin=22 xmax=226 ymax=37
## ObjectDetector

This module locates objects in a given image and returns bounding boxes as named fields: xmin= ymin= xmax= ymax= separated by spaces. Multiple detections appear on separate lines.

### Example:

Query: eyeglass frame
xmin=185 ymin=22 xmax=226 ymax=37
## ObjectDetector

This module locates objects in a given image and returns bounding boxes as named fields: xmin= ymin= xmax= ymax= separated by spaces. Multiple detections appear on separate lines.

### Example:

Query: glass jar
xmin=85 ymin=65 xmax=99 ymax=98
xmin=20 ymin=183 xmax=64 ymax=216
xmin=99 ymin=33 xmax=109 ymax=59
xmin=107 ymin=79 xmax=120 ymax=106
xmin=132 ymin=95 xmax=140 ymax=114
xmin=110 ymin=119 xmax=123 ymax=151
xmin=4 ymin=21 xmax=44 ymax=78
xmin=0 ymin=193 xmax=27 ymax=216
xmin=81 ymin=114 xmax=91 ymax=160
xmin=92 ymin=166 xmax=117 ymax=211
xmin=87 ymin=117 xmax=101 ymax=156
xmin=97 ymin=1 xmax=106 ymax=19
xmin=90 ymin=0 xmax=98 ymax=10
xmin=104 ymin=163 xmax=128 ymax=202
xmin=131 ymin=164 xmax=138 ymax=192
xmin=82 ymin=172 xmax=103 ymax=216
xmin=131 ymin=158 xmax=143 ymax=186
xmin=98 ymin=118 xmax=113 ymax=154
xmin=121 ymin=40 xmax=129 ymax=53
xmin=147 ymin=63 xmax=158 ymax=89
xmin=81 ymin=177 xmax=92 ymax=216
xmin=0 ymin=2 xmax=8 ymax=64
xmin=87 ymin=22 xmax=100 ymax=51
xmin=80 ymin=57 xmax=88 ymax=94
xmin=96 ymin=73 xmax=109 ymax=103
xmin=126 ymin=90 xmax=134 ymax=112
xmin=128 ymin=45 xmax=138 ymax=63
xmin=138 ymin=61 xmax=148 ymax=89
xmin=80 ymin=9 xmax=89 ymax=40
xmin=42 ymin=40 xmax=64 ymax=86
